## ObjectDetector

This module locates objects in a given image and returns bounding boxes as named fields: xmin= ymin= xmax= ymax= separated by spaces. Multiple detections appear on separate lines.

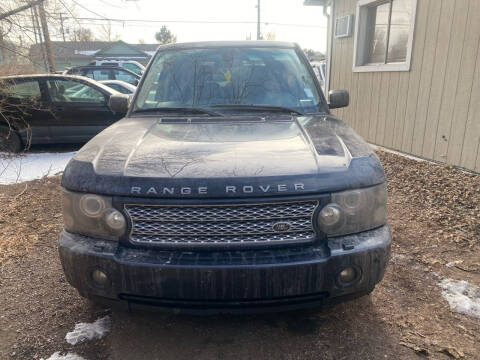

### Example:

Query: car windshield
xmin=134 ymin=47 xmax=324 ymax=114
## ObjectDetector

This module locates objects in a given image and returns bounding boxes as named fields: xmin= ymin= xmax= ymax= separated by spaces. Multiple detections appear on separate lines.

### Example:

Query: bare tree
xmin=99 ymin=21 xmax=120 ymax=42
xmin=0 ymin=78 xmax=47 ymax=153
xmin=70 ymin=27 xmax=94 ymax=42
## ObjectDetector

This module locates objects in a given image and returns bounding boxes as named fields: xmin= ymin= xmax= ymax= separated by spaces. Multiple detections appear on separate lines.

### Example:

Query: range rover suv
xmin=59 ymin=41 xmax=390 ymax=314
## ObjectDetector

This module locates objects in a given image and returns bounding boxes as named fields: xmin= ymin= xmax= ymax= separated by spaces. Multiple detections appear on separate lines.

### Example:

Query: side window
xmin=107 ymin=83 xmax=121 ymax=92
xmin=108 ymin=83 xmax=130 ymax=94
xmin=7 ymin=80 xmax=42 ymax=100
xmin=47 ymin=80 xmax=106 ymax=103
xmin=123 ymin=63 xmax=141 ymax=74
xmin=84 ymin=69 xmax=110 ymax=81
xmin=112 ymin=69 xmax=138 ymax=85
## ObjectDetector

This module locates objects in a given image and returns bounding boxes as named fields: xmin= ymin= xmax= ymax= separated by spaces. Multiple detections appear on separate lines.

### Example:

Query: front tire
xmin=0 ymin=127 xmax=23 ymax=153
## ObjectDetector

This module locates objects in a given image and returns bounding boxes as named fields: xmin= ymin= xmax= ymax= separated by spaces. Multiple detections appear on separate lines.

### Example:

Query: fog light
xmin=318 ymin=204 xmax=343 ymax=227
xmin=104 ymin=209 xmax=126 ymax=232
xmin=92 ymin=269 xmax=109 ymax=286
xmin=338 ymin=267 xmax=357 ymax=285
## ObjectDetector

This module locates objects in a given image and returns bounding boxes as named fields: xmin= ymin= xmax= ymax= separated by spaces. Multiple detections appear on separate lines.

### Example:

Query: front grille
xmin=124 ymin=201 xmax=318 ymax=247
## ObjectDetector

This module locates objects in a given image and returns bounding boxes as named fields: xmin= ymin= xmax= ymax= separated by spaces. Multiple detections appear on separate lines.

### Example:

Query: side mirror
xmin=108 ymin=94 xmax=129 ymax=114
xmin=328 ymin=90 xmax=349 ymax=109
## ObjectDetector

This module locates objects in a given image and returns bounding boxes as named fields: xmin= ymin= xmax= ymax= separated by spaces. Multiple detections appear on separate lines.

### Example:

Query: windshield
xmin=134 ymin=47 xmax=324 ymax=114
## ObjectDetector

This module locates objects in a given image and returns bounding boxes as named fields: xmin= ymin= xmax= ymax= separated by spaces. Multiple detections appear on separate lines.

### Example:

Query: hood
xmin=62 ymin=115 xmax=385 ymax=198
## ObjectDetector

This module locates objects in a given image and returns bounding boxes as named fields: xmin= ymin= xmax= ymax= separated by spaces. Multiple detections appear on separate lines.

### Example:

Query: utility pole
xmin=256 ymin=0 xmax=261 ymax=40
xmin=33 ymin=5 xmax=48 ymax=71
xmin=38 ymin=2 xmax=56 ymax=72
xmin=59 ymin=13 xmax=66 ymax=42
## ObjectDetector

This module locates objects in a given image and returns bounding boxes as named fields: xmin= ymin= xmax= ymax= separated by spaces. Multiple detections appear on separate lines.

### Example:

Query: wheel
xmin=0 ymin=127 xmax=23 ymax=153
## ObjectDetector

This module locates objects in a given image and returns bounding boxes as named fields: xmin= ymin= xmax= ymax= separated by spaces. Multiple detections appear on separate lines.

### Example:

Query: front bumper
xmin=58 ymin=225 xmax=391 ymax=314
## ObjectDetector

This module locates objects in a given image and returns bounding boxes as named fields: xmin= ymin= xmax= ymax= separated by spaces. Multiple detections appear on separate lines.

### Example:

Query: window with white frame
xmin=353 ymin=0 xmax=417 ymax=72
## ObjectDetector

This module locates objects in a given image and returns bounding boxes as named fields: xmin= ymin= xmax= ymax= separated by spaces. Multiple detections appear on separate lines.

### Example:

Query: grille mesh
xmin=125 ymin=201 xmax=318 ymax=247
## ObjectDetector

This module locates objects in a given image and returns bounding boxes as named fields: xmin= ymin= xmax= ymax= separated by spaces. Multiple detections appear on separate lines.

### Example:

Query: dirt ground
xmin=0 ymin=150 xmax=479 ymax=360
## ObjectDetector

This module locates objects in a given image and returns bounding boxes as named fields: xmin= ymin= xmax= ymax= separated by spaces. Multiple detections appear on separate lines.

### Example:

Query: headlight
xmin=62 ymin=190 xmax=126 ymax=241
xmin=317 ymin=183 xmax=386 ymax=236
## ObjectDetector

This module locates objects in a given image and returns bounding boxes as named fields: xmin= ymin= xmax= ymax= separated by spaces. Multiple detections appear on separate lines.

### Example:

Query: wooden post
xmin=38 ymin=2 xmax=56 ymax=72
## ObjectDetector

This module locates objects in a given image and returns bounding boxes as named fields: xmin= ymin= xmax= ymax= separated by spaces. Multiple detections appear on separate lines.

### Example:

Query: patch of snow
xmin=0 ymin=152 xmax=74 ymax=185
xmin=74 ymin=49 xmax=100 ymax=56
xmin=65 ymin=316 xmax=111 ymax=345
xmin=439 ymin=279 xmax=480 ymax=319
xmin=42 ymin=352 xmax=86 ymax=360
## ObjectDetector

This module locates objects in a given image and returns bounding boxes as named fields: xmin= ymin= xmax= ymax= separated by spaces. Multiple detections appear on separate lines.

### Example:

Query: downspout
xmin=325 ymin=0 xmax=335 ymax=96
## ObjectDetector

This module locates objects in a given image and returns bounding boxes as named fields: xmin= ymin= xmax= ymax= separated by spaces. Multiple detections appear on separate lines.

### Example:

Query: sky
xmin=67 ymin=0 xmax=328 ymax=52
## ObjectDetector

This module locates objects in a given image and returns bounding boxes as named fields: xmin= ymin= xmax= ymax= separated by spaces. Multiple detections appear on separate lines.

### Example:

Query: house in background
xmin=316 ymin=0 xmax=479 ymax=173
xmin=0 ymin=39 xmax=18 ymax=66
xmin=28 ymin=40 xmax=158 ymax=71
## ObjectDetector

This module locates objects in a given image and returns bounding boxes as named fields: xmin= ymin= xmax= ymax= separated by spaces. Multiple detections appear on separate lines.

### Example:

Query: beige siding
xmin=331 ymin=0 xmax=480 ymax=172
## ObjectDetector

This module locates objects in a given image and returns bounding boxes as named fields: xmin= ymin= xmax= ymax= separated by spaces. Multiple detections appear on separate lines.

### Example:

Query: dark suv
xmin=64 ymin=65 xmax=140 ymax=86
xmin=59 ymin=41 xmax=390 ymax=314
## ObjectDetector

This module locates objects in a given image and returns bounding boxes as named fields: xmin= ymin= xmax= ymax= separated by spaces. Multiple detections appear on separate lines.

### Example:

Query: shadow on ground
xmin=27 ymin=143 xmax=85 ymax=153
xmin=109 ymin=296 xmax=412 ymax=360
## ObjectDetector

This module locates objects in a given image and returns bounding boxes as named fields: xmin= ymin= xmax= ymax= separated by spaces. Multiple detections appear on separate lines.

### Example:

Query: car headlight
xmin=317 ymin=183 xmax=387 ymax=236
xmin=62 ymin=189 xmax=126 ymax=241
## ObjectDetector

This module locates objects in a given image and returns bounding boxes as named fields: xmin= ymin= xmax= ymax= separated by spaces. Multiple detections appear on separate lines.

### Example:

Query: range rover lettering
xmin=59 ymin=41 xmax=390 ymax=313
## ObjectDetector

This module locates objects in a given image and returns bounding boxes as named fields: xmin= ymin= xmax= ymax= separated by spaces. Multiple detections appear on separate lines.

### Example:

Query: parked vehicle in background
xmin=0 ymin=74 xmax=124 ymax=152
xmin=64 ymin=66 xmax=140 ymax=86
xmin=99 ymin=80 xmax=136 ymax=94
xmin=59 ymin=41 xmax=390 ymax=314
xmin=88 ymin=60 xmax=146 ymax=75
xmin=311 ymin=60 xmax=326 ymax=93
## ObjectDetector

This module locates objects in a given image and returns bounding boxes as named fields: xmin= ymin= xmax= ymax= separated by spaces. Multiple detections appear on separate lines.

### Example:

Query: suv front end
xmin=58 ymin=41 xmax=390 ymax=314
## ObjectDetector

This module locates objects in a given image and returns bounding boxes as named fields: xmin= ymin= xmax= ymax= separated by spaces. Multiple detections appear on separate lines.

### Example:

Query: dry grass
xmin=0 ymin=176 xmax=63 ymax=265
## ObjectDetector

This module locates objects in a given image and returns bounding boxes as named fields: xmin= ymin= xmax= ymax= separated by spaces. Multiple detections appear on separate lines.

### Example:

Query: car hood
xmin=62 ymin=114 xmax=385 ymax=198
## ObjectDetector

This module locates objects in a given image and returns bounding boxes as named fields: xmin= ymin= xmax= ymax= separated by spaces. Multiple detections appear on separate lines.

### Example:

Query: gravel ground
xmin=0 ymin=150 xmax=479 ymax=360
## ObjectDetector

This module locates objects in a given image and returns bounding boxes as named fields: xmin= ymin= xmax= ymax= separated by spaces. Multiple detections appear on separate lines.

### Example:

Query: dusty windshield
xmin=134 ymin=47 xmax=323 ymax=114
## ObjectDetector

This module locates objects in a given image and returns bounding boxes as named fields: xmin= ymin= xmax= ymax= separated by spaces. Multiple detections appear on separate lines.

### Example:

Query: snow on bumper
xmin=58 ymin=226 xmax=391 ymax=313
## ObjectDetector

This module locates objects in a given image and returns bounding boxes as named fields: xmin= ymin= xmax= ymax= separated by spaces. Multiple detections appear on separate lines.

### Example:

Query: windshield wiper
xmin=210 ymin=104 xmax=304 ymax=116
xmin=132 ymin=107 xmax=223 ymax=117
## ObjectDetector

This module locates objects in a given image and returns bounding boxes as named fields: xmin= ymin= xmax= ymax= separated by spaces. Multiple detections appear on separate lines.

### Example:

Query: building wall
xmin=330 ymin=0 xmax=480 ymax=172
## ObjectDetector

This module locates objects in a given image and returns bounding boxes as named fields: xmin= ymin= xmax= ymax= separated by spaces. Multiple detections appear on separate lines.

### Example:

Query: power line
xmin=57 ymin=0 xmax=82 ymax=28
xmin=9 ymin=13 xmax=326 ymax=28
xmin=69 ymin=0 xmax=110 ymax=20
xmin=49 ymin=16 xmax=327 ymax=28
xmin=0 ymin=0 xmax=44 ymax=21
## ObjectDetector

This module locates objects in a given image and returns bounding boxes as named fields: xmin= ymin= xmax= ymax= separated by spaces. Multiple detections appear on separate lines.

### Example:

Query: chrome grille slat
xmin=125 ymin=201 xmax=318 ymax=247
xmin=130 ymin=232 xmax=315 ymax=245
xmin=132 ymin=218 xmax=312 ymax=236
xmin=125 ymin=202 xmax=316 ymax=222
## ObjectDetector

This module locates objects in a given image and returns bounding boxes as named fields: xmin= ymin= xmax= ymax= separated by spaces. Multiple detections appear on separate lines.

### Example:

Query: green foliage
xmin=155 ymin=26 xmax=177 ymax=45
